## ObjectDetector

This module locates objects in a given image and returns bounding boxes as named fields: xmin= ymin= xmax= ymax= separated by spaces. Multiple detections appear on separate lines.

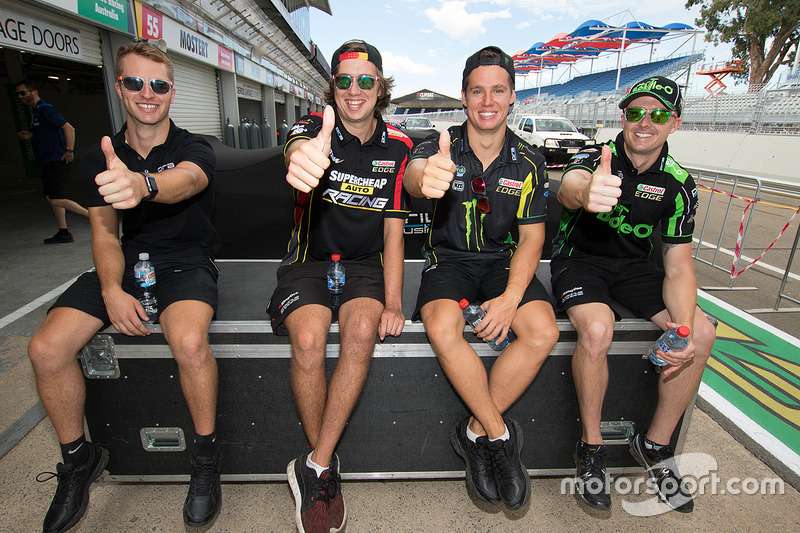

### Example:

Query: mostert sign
xmin=0 ymin=8 xmax=83 ymax=61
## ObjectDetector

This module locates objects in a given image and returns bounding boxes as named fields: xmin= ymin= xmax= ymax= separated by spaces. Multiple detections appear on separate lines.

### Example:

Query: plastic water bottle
xmin=327 ymin=254 xmax=345 ymax=309
xmin=134 ymin=252 xmax=158 ymax=320
xmin=646 ymin=326 xmax=690 ymax=368
xmin=459 ymin=299 xmax=516 ymax=351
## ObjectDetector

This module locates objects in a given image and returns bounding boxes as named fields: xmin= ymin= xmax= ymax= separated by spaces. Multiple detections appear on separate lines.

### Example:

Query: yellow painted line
xmin=763 ymin=353 xmax=800 ymax=376
xmin=739 ymin=360 xmax=800 ymax=404
xmin=707 ymin=358 xmax=800 ymax=427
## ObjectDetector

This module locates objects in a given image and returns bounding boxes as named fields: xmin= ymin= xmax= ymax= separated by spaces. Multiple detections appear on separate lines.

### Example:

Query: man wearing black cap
xmin=404 ymin=46 xmax=558 ymax=511
xmin=267 ymin=39 xmax=412 ymax=533
xmin=552 ymin=76 xmax=716 ymax=513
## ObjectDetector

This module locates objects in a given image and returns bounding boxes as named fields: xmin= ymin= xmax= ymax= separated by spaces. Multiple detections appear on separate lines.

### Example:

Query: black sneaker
xmin=287 ymin=451 xmax=330 ymax=533
xmin=629 ymin=433 xmax=694 ymax=513
xmin=574 ymin=440 xmax=611 ymax=511
xmin=183 ymin=453 xmax=222 ymax=526
xmin=37 ymin=442 xmax=108 ymax=533
xmin=44 ymin=231 xmax=74 ymax=244
xmin=486 ymin=418 xmax=530 ymax=510
xmin=327 ymin=453 xmax=346 ymax=532
xmin=449 ymin=417 xmax=501 ymax=505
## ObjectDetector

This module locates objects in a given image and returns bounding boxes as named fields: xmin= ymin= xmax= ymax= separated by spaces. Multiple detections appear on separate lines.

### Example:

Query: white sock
xmin=489 ymin=424 xmax=510 ymax=442
xmin=306 ymin=454 xmax=329 ymax=477
xmin=465 ymin=424 xmax=482 ymax=443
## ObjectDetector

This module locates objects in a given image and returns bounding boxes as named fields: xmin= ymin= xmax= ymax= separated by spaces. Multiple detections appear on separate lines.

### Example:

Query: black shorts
xmin=412 ymin=256 xmax=552 ymax=321
xmin=550 ymin=251 xmax=665 ymax=320
xmin=41 ymin=161 xmax=70 ymax=199
xmin=267 ymin=260 xmax=385 ymax=335
xmin=51 ymin=256 xmax=219 ymax=327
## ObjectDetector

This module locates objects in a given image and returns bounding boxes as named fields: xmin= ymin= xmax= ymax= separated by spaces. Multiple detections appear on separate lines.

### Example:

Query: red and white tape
xmin=698 ymin=183 xmax=800 ymax=278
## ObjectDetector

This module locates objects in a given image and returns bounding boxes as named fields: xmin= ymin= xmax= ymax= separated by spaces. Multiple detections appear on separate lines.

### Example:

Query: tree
xmin=686 ymin=0 xmax=800 ymax=89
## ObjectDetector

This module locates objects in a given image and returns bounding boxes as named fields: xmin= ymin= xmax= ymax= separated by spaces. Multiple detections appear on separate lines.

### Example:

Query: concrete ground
xmin=2 ymin=175 xmax=799 ymax=532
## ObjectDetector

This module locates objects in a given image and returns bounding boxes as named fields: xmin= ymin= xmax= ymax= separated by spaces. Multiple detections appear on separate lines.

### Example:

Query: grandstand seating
xmin=516 ymin=54 xmax=702 ymax=100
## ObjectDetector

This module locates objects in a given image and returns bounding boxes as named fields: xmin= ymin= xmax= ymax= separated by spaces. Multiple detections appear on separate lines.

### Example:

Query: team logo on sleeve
xmin=289 ymin=123 xmax=307 ymax=136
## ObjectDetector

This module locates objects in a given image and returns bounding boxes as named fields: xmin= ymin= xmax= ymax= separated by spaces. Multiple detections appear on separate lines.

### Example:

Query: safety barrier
xmin=685 ymin=166 xmax=800 ymax=313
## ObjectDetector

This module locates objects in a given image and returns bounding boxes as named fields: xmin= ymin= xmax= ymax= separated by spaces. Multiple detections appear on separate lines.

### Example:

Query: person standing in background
xmin=16 ymin=80 xmax=88 ymax=243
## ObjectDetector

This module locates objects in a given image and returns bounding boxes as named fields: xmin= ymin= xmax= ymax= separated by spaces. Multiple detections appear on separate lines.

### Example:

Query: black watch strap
xmin=141 ymin=172 xmax=158 ymax=201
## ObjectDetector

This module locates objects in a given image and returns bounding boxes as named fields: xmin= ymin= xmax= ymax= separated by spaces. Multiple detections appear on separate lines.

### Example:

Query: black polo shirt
xmin=281 ymin=112 xmax=412 ymax=265
xmin=80 ymin=120 xmax=219 ymax=264
xmin=553 ymin=132 xmax=698 ymax=260
xmin=410 ymin=123 xmax=548 ymax=262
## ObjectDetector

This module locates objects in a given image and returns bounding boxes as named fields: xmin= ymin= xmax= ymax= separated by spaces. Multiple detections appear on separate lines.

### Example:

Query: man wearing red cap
xmin=404 ymin=45 xmax=558 ymax=512
xmin=267 ymin=39 xmax=412 ymax=533
xmin=553 ymin=75 xmax=716 ymax=513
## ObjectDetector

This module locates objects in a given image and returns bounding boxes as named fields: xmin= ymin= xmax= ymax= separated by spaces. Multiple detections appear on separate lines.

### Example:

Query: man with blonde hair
xmin=29 ymin=41 xmax=222 ymax=531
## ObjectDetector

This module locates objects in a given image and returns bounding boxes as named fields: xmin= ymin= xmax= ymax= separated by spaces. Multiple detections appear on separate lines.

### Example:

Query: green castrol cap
xmin=677 ymin=326 xmax=691 ymax=337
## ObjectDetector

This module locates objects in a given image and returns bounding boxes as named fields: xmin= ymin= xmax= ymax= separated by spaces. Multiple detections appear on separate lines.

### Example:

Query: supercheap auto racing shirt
xmin=552 ymin=132 xmax=698 ymax=260
xmin=281 ymin=112 xmax=412 ymax=265
xmin=80 ymin=120 xmax=219 ymax=264
xmin=410 ymin=123 xmax=548 ymax=262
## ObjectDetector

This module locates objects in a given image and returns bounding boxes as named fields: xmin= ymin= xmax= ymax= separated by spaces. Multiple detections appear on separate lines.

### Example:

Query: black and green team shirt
xmin=410 ymin=123 xmax=548 ymax=263
xmin=553 ymin=132 xmax=698 ymax=260
xmin=282 ymin=112 xmax=412 ymax=265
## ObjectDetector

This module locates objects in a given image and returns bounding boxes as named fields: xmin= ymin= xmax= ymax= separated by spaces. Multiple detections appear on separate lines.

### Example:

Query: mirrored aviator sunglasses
xmin=624 ymin=107 xmax=673 ymax=124
xmin=117 ymin=76 xmax=173 ymax=95
xmin=471 ymin=177 xmax=491 ymax=213
xmin=333 ymin=74 xmax=377 ymax=91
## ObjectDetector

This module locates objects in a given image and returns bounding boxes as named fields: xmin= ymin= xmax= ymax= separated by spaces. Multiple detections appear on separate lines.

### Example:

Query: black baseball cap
xmin=331 ymin=40 xmax=383 ymax=72
xmin=619 ymin=76 xmax=683 ymax=116
xmin=462 ymin=46 xmax=515 ymax=89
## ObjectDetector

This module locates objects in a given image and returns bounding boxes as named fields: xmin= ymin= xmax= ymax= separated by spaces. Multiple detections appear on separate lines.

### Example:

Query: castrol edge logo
xmin=635 ymin=183 xmax=665 ymax=201
xmin=499 ymin=178 xmax=523 ymax=189
xmin=637 ymin=184 xmax=666 ymax=195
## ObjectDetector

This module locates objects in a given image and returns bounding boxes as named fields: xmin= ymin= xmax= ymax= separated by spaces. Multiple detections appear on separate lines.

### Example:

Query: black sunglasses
xmin=117 ymin=76 xmax=173 ymax=95
xmin=471 ymin=177 xmax=491 ymax=214
xmin=16 ymin=89 xmax=32 ymax=97
xmin=333 ymin=74 xmax=377 ymax=91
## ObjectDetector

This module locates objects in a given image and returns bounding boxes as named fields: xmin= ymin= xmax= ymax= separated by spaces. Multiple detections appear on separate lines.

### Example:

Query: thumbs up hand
xmin=286 ymin=105 xmax=335 ymax=193
xmin=419 ymin=129 xmax=456 ymax=199
xmin=582 ymin=145 xmax=621 ymax=213
xmin=95 ymin=136 xmax=147 ymax=210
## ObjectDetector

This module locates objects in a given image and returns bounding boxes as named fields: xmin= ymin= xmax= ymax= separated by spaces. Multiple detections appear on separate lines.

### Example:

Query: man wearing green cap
xmin=552 ymin=76 xmax=716 ymax=513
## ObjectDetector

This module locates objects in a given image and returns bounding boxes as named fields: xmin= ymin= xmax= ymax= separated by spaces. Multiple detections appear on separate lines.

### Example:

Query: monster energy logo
xmin=463 ymin=200 xmax=486 ymax=250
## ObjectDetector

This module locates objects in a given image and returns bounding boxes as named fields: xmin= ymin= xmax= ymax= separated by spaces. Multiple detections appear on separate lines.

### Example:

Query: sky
xmin=309 ymin=0 xmax=738 ymax=100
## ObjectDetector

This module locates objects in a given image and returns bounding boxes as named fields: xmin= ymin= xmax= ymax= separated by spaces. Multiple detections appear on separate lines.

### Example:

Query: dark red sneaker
xmin=327 ymin=454 xmax=346 ymax=532
xmin=287 ymin=451 xmax=330 ymax=533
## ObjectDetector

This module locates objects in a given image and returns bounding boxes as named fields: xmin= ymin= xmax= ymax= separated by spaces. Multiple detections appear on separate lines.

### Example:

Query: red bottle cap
xmin=676 ymin=325 xmax=691 ymax=337
xmin=458 ymin=299 xmax=469 ymax=309
xmin=331 ymin=254 xmax=340 ymax=261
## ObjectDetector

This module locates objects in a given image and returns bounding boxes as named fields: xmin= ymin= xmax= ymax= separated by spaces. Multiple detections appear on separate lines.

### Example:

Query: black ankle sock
xmin=193 ymin=431 xmax=220 ymax=458
xmin=580 ymin=440 xmax=603 ymax=452
xmin=58 ymin=228 xmax=70 ymax=235
xmin=60 ymin=435 xmax=89 ymax=466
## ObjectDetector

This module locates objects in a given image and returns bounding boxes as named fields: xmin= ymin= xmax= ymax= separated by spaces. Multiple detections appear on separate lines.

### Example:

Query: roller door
xmin=169 ymin=54 xmax=222 ymax=139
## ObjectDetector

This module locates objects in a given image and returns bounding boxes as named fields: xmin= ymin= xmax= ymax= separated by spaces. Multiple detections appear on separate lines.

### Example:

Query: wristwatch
xmin=141 ymin=171 xmax=158 ymax=201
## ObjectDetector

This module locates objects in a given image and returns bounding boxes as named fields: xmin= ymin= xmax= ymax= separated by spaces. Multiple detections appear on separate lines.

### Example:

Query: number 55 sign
xmin=134 ymin=1 xmax=161 ymax=40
